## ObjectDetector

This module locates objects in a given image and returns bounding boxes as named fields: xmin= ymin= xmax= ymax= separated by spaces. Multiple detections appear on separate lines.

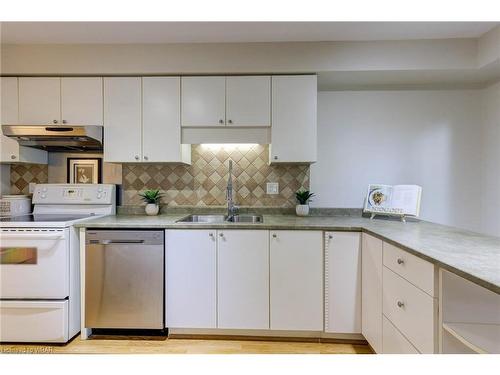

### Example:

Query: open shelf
xmin=443 ymin=322 xmax=500 ymax=354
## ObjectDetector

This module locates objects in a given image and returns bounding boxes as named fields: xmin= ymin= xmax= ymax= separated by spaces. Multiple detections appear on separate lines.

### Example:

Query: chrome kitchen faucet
xmin=226 ymin=159 xmax=238 ymax=217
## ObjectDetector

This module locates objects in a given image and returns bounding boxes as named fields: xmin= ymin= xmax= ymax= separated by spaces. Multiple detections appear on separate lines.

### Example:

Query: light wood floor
xmin=1 ymin=336 xmax=373 ymax=354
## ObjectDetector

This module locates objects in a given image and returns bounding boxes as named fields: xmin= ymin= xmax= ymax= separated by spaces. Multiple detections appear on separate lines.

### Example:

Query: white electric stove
xmin=0 ymin=184 xmax=116 ymax=343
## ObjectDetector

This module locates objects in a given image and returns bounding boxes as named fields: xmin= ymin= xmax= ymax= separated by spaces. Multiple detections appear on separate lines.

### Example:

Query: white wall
xmin=311 ymin=90 xmax=485 ymax=232
xmin=480 ymin=82 xmax=500 ymax=236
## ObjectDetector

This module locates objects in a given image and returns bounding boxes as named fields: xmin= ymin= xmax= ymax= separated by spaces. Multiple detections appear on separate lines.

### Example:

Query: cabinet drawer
xmin=383 ymin=242 xmax=436 ymax=296
xmin=383 ymin=267 xmax=436 ymax=353
xmin=383 ymin=316 xmax=419 ymax=354
xmin=0 ymin=300 xmax=68 ymax=343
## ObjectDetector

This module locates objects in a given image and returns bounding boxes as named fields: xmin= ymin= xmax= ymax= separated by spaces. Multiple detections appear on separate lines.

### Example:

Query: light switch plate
xmin=266 ymin=182 xmax=279 ymax=195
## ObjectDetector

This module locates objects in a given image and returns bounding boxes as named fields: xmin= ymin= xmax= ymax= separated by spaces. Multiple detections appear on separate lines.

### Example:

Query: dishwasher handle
xmin=90 ymin=239 xmax=145 ymax=245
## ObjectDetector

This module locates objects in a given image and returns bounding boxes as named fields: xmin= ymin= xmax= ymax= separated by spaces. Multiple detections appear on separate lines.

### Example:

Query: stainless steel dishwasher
xmin=85 ymin=230 xmax=164 ymax=329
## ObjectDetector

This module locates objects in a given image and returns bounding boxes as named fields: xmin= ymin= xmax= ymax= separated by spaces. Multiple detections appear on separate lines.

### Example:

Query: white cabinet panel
xmin=270 ymin=230 xmax=323 ymax=331
xmin=19 ymin=77 xmax=61 ymax=125
xmin=103 ymin=77 xmax=142 ymax=163
xmin=226 ymin=76 xmax=271 ymax=127
xmin=383 ymin=316 xmax=419 ymax=354
xmin=383 ymin=242 xmax=436 ymax=297
xmin=325 ymin=232 xmax=361 ymax=334
xmin=143 ymin=77 xmax=190 ymax=163
xmin=361 ymin=233 xmax=383 ymax=353
xmin=61 ymin=77 xmax=103 ymax=125
xmin=217 ymin=230 xmax=269 ymax=329
xmin=166 ymin=230 xmax=217 ymax=329
xmin=181 ymin=77 xmax=226 ymax=127
xmin=270 ymin=75 xmax=317 ymax=163
xmin=1 ymin=77 xmax=19 ymax=124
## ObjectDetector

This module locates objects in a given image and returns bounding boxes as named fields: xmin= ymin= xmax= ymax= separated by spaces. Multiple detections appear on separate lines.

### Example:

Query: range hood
xmin=1 ymin=125 xmax=103 ymax=152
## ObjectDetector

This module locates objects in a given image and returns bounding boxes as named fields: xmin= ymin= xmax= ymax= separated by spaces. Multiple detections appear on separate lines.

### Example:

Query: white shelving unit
xmin=440 ymin=269 xmax=500 ymax=354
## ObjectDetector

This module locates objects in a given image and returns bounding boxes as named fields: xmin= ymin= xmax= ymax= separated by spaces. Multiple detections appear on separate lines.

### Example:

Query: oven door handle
xmin=0 ymin=233 xmax=64 ymax=240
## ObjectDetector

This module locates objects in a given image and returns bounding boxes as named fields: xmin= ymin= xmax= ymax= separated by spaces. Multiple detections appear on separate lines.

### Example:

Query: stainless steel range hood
xmin=1 ymin=125 xmax=103 ymax=152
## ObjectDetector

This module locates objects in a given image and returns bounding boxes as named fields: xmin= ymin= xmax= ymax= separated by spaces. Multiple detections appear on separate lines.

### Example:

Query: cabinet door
xmin=61 ymin=77 xmax=103 ymax=125
xmin=217 ymin=230 xmax=269 ymax=329
xmin=270 ymin=75 xmax=317 ymax=163
xmin=181 ymin=76 xmax=226 ymax=127
xmin=361 ymin=233 xmax=383 ymax=353
xmin=103 ymin=78 xmax=142 ymax=162
xmin=325 ymin=232 xmax=361 ymax=333
xmin=165 ymin=230 xmax=217 ymax=329
xmin=226 ymin=76 xmax=271 ymax=127
xmin=143 ymin=77 xmax=190 ymax=163
xmin=19 ymin=77 xmax=61 ymax=125
xmin=0 ymin=135 xmax=19 ymax=162
xmin=270 ymin=230 xmax=323 ymax=331
xmin=1 ymin=77 xmax=19 ymax=124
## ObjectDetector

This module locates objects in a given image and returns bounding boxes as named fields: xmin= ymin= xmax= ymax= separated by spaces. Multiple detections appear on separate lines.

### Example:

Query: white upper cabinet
xmin=143 ymin=77 xmax=190 ymax=164
xmin=19 ymin=78 xmax=61 ymax=125
xmin=225 ymin=76 xmax=271 ymax=127
xmin=270 ymin=75 xmax=317 ymax=163
xmin=1 ymin=77 xmax=19 ymax=125
xmin=0 ymin=135 xmax=47 ymax=164
xmin=217 ymin=230 xmax=269 ymax=330
xmin=324 ymin=232 xmax=362 ymax=334
xmin=181 ymin=76 xmax=226 ymax=127
xmin=270 ymin=230 xmax=323 ymax=331
xmin=166 ymin=229 xmax=217 ymax=329
xmin=61 ymin=77 xmax=103 ymax=125
xmin=361 ymin=233 xmax=383 ymax=353
xmin=103 ymin=77 xmax=142 ymax=163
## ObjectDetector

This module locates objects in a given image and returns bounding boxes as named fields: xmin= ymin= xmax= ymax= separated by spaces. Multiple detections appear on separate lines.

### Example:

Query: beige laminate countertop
xmin=75 ymin=214 xmax=500 ymax=294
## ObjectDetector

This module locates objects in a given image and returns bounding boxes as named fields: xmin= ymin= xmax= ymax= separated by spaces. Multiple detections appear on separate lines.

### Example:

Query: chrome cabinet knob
xmin=144 ymin=156 xmax=149 ymax=161
xmin=134 ymin=155 xmax=140 ymax=160
xmin=62 ymin=120 xmax=67 ymax=124
xmin=219 ymin=119 xmax=224 ymax=124
xmin=53 ymin=119 xmax=58 ymax=124
xmin=209 ymin=233 xmax=214 ymax=238
xmin=274 ymin=156 xmax=278 ymax=160
xmin=397 ymin=301 xmax=405 ymax=308
xmin=10 ymin=154 xmax=16 ymax=159
xmin=272 ymin=233 xmax=277 ymax=238
xmin=228 ymin=119 xmax=233 ymax=124
xmin=219 ymin=233 xmax=224 ymax=237
xmin=328 ymin=235 xmax=333 ymax=239
xmin=397 ymin=258 xmax=405 ymax=265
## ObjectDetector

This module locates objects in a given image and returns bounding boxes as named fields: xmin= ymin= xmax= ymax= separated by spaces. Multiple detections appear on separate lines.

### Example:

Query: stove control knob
xmin=97 ymin=193 xmax=102 ymax=199
xmin=97 ymin=187 xmax=103 ymax=192
xmin=42 ymin=187 xmax=48 ymax=192
xmin=41 ymin=194 xmax=47 ymax=199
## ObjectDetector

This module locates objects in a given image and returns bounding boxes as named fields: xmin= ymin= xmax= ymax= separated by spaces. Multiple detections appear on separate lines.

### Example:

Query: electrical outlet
xmin=266 ymin=182 xmax=279 ymax=195
xmin=29 ymin=183 xmax=37 ymax=194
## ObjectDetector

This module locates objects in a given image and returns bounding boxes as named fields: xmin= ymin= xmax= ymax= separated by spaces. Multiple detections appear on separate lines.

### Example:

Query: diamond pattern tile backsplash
xmin=123 ymin=144 xmax=310 ymax=207
xmin=10 ymin=164 xmax=48 ymax=195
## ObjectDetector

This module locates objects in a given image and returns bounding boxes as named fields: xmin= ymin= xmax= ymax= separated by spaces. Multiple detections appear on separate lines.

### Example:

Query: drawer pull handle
xmin=397 ymin=258 xmax=405 ymax=265
xmin=397 ymin=301 xmax=405 ymax=308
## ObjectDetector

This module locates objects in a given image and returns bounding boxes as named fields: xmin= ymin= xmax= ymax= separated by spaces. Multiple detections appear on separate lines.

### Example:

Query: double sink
xmin=177 ymin=214 xmax=263 ymax=224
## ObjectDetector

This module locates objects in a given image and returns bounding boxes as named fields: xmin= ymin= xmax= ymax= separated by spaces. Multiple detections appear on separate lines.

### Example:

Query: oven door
xmin=0 ymin=228 xmax=69 ymax=299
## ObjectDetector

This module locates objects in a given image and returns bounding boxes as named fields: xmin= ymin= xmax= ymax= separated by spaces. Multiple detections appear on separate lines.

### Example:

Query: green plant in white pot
xmin=139 ymin=189 xmax=163 ymax=216
xmin=295 ymin=189 xmax=315 ymax=217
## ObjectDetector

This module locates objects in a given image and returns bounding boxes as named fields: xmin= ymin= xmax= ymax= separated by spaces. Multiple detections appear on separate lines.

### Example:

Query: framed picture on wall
xmin=67 ymin=158 xmax=102 ymax=184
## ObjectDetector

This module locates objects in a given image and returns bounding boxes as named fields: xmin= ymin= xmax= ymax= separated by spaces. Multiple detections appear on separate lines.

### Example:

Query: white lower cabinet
xmin=383 ymin=316 xmax=419 ymax=354
xmin=217 ymin=230 xmax=269 ymax=329
xmin=166 ymin=230 xmax=217 ymax=328
xmin=324 ymin=232 xmax=361 ymax=333
xmin=270 ymin=230 xmax=323 ymax=331
xmin=361 ymin=233 xmax=383 ymax=353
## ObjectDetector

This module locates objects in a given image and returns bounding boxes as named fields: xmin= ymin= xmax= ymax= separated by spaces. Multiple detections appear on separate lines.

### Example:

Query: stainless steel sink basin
xmin=177 ymin=214 xmax=227 ymax=223
xmin=227 ymin=214 xmax=264 ymax=223
xmin=176 ymin=214 xmax=264 ymax=224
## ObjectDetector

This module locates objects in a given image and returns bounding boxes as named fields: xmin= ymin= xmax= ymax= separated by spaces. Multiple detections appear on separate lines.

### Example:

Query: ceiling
xmin=1 ymin=22 xmax=498 ymax=44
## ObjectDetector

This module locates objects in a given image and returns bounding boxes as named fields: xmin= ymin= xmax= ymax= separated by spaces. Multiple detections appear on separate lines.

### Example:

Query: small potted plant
xmin=139 ymin=189 xmax=163 ymax=216
xmin=295 ymin=189 xmax=315 ymax=217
